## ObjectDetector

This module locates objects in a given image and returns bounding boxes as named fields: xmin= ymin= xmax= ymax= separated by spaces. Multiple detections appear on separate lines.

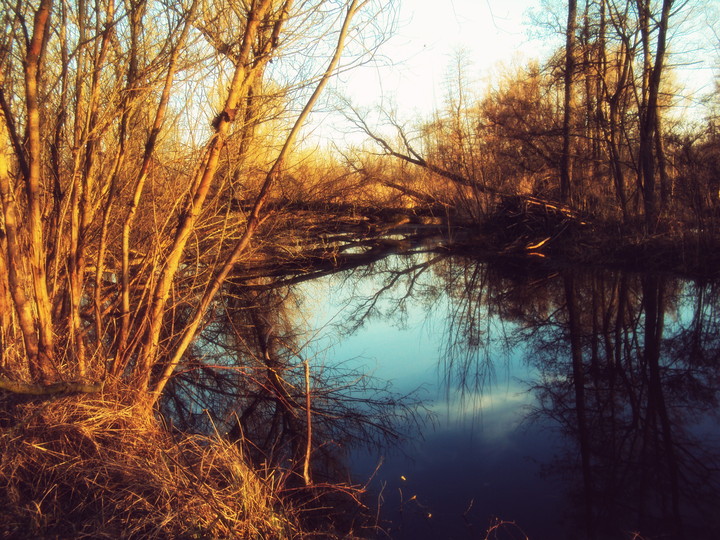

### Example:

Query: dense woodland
xmin=0 ymin=0 xmax=718 ymax=536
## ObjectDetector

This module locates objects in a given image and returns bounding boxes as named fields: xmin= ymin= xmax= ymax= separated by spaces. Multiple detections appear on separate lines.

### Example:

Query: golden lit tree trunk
xmin=0 ymin=112 xmax=41 ymax=374
xmin=68 ymin=0 xmax=115 ymax=375
xmin=23 ymin=0 xmax=55 ymax=380
xmin=135 ymin=0 xmax=277 ymax=392
xmin=92 ymin=0 xmax=119 ymax=357
xmin=150 ymin=0 xmax=366 ymax=403
xmin=115 ymin=0 xmax=149 ymax=358
xmin=115 ymin=0 xmax=197 ymax=368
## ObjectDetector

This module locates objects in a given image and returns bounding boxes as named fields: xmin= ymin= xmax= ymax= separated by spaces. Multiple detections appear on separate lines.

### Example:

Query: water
xmin=295 ymin=252 xmax=720 ymax=539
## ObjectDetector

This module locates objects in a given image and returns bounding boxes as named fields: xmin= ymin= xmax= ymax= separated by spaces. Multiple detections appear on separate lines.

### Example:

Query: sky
xmin=338 ymin=0 xmax=543 ymax=116
xmin=330 ymin=0 xmax=718 ymax=122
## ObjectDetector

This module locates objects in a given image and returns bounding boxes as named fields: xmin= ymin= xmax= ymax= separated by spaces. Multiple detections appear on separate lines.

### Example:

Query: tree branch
xmin=0 ymin=378 xmax=103 ymax=395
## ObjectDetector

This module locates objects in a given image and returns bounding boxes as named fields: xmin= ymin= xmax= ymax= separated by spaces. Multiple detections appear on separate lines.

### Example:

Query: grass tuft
xmin=0 ymin=391 xmax=298 ymax=538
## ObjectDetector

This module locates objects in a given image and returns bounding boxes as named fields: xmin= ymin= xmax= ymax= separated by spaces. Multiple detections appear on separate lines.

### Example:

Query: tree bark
xmin=22 ymin=0 xmax=55 ymax=380
xmin=136 ymin=0 xmax=278 ymax=392
xmin=560 ymin=0 xmax=578 ymax=204
xmin=115 ymin=0 xmax=197 ymax=370
xmin=0 ymin=113 xmax=42 ymax=375
xmin=638 ymin=0 xmax=673 ymax=232
xmin=0 ymin=377 xmax=102 ymax=395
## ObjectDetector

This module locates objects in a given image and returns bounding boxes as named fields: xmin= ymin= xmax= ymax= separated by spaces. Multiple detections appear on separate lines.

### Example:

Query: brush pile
xmin=488 ymin=195 xmax=588 ymax=254
xmin=0 ymin=392 xmax=297 ymax=538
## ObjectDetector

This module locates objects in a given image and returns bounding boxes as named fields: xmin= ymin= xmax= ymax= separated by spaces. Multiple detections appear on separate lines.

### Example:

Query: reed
xmin=0 ymin=391 xmax=298 ymax=538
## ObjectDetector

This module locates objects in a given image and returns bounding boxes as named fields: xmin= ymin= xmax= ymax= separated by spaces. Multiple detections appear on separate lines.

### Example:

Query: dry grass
xmin=0 ymin=391 xmax=298 ymax=539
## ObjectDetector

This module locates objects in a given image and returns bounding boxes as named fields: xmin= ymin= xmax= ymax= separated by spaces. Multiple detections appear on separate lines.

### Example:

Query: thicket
xmin=0 ymin=0 xmax=397 ymax=536
xmin=345 ymin=0 xmax=720 ymax=258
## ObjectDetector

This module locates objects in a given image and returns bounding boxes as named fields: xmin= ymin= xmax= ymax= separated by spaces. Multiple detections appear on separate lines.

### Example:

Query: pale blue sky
xmin=339 ymin=0 xmax=543 ymax=116
xmin=333 ymin=0 xmax=717 ymax=120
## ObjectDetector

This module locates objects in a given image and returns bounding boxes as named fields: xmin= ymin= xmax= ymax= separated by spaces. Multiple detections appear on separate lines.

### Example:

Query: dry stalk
xmin=0 ymin=392 xmax=298 ymax=538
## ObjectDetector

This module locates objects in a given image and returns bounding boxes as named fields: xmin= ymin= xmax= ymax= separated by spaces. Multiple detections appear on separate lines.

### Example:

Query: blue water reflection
xmin=299 ymin=252 xmax=720 ymax=539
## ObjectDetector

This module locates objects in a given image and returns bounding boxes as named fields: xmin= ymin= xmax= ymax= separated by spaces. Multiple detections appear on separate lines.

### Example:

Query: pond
xmin=293 ymin=249 xmax=720 ymax=539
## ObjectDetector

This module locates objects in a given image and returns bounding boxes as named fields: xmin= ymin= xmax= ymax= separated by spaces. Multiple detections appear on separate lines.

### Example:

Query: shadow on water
xmin=160 ymin=237 xmax=720 ymax=538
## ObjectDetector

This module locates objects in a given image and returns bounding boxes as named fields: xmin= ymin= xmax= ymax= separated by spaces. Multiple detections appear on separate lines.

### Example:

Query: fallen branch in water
xmin=0 ymin=378 xmax=103 ymax=395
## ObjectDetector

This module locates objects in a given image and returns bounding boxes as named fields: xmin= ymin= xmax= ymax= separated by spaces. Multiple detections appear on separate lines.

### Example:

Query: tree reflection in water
xmin=149 ymin=240 xmax=720 ymax=538
xmin=319 ymin=250 xmax=720 ymax=539
xmin=527 ymin=271 xmax=720 ymax=539
xmin=155 ymin=271 xmax=425 ymax=535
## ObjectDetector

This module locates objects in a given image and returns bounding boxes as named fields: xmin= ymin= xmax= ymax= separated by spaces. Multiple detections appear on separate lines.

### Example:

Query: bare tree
xmin=0 ymin=0 xmax=386 ymax=406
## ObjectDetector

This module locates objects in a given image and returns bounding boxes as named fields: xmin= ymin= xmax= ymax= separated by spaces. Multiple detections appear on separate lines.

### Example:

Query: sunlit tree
xmin=0 ymin=0 xmax=387 ymax=407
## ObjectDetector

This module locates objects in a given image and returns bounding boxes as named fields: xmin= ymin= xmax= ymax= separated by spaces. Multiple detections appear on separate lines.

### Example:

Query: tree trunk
xmin=150 ymin=0 xmax=362 ymax=403
xmin=0 ymin=114 xmax=42 ymax=376
xmin=638 ymin=0 xmax=673 ymax=232
xmin=560 ymin=0 xmax=578 ymax=204
xmin=136 ymin=0 xmax=278 ymax=392
xmin=22 ymin=0 xmax=55 ymax=380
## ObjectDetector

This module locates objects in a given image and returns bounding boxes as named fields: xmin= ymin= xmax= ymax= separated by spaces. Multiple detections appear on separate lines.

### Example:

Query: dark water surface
xmin=298 ymin=252 xmax=720 ymax=539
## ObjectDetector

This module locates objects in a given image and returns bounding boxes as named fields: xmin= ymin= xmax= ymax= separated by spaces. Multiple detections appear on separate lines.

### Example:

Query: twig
xmin=303 ymin=359 xmax=312 ymax=486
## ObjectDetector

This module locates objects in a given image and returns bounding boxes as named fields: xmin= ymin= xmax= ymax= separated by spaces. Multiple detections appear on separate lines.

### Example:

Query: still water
xmin=297 ymin=251 xmax=720 ymax=539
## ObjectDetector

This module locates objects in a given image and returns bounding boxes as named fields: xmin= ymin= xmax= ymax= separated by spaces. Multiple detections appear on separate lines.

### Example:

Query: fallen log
xmin=0 ymin=378 xmax=103 ymax=395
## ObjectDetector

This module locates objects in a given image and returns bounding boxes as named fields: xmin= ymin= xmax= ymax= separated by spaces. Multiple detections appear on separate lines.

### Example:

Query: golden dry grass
xmin=0 ymin=392 xmax=298 ymax=539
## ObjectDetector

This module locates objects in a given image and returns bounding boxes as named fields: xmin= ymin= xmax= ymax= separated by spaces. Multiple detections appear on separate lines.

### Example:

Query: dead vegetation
xmin=0 ymin=391 xmax=298 ymax=539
